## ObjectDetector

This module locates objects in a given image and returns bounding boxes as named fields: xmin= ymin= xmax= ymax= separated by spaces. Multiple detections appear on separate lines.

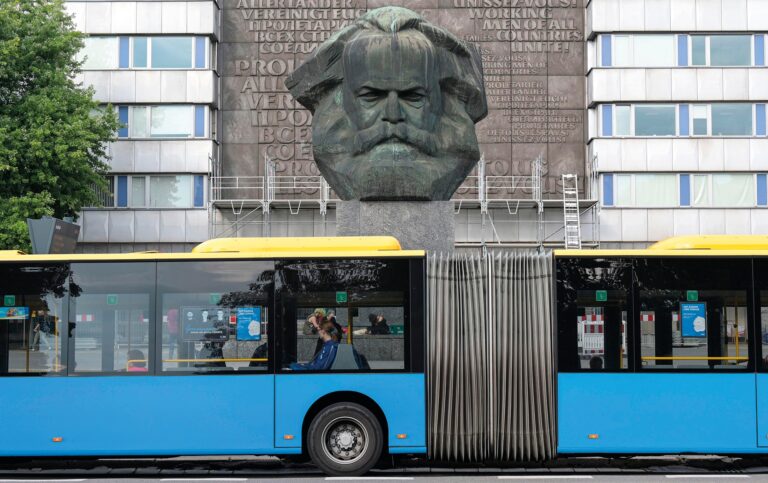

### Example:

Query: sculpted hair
xmin=285 ymin=6 xmax=487 ymax=123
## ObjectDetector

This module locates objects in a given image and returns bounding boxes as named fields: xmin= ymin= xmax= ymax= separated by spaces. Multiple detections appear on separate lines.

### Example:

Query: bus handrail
xmin=641 ymin=356 xmax=748 ymax=361
xmin=126 ymin=358 xmax=269 ymax=369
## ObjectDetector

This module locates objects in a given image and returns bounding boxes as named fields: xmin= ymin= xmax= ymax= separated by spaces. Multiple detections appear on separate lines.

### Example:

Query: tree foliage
xmin=0 ymin=0 xmax=118 ymax=251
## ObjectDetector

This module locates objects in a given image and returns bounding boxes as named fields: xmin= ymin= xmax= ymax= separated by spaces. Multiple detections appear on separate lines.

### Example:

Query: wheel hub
xmin=323 ymin=418 xmax=368 ymax=464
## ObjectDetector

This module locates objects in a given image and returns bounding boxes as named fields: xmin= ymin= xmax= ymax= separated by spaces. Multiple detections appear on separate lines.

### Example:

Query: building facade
xmin=588 ymin=0 xmax=768 ymax=247
xmin=66 ymin=0 xmax=220 ymax=252
xmin=68 ymin=0 xmax=768 ymax=251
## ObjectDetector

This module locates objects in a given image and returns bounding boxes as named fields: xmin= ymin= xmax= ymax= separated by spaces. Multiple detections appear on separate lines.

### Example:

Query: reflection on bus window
xmin=0 ymin=264 xmax=68 ymax=375
xmin=573 ymin=293 xmax=628 ymax=370
xmin=637 ymin=259 xmax=750 ymax=370
xmin=277 ymin=260 xmax=408 ymax=371
xmin=158 ymin=261 xmax=273 ymax=373
xmin=556 ymin=258 xmax=631 ymax=372
xmin=69 ymin=263 xmax=154 ymax=373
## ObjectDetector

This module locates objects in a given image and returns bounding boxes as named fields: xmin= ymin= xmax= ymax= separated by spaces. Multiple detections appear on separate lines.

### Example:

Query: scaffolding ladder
xmin=562 ymin=174 xmax=582 ymax=249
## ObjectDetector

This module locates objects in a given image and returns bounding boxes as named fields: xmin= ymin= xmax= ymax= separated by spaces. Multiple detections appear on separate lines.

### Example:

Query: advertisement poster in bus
xmin=236 ymin=307 xmax=262 ymax=341
xmin=181 ymin=306 xmax=229 ymax=341
xmin=0 ymin=307 xmax=28 ymax=319
xmin=681 ymin=302 xmax=707 ymax=337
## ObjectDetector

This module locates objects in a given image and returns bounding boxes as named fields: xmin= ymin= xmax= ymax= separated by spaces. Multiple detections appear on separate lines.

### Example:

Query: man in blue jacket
xmin=290 ymin=321 xmax=340 ymax=371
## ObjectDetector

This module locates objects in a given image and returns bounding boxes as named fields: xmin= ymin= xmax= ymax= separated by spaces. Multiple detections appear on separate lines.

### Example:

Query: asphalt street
xmin=0 ymin=476 xmax=766 ymax=483
xmin=3 ymin=456 xmax=768 ymax=482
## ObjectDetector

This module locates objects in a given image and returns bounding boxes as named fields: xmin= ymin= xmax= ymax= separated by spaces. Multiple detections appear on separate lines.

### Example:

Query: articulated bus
xmin=0 ymin=237 xmax=426 ymax=476
xmin=556 ymin=236 xmax=768 ymax=455
xmin=5 ymin=235 xmax=768 ymax=475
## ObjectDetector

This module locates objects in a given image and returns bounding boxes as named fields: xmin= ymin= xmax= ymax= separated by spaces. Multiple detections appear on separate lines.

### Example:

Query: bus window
xmin=556 ymin=258 xmax=631 ymax=371
xmin=277 ymin=259 xmax=408 ymax=372
xmin=157 ymin=261 xmax=273 ymax=373
xmin=69 ymin=263 xmax=154 ymax=373
xmin=753 ymin=259 xmax=768 ymax=370
xmin=0 ymin=264 xmax=68 ymax=375
xmin=636 ymin=258 xmax=751 ymax=370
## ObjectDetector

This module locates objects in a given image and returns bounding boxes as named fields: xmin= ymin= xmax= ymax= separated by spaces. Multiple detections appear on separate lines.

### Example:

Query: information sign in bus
xmin=181 ymin=306 xmax=229 ymax=342
xmin=681 ymin=302 xmax=707 ymax=337
xmin=236 ymin=307 xmax=262 ymax=341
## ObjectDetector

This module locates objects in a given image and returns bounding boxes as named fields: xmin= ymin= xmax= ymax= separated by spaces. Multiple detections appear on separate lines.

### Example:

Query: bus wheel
xmin=307 ymin=402 xmax=383 ymax=476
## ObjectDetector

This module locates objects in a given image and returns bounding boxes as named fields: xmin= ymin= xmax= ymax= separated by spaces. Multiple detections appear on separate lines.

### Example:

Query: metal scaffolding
xmin=209 ymin=154 xmax=600 ymax=248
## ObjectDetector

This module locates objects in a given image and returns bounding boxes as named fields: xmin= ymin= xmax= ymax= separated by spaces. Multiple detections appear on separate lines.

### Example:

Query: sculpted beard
xmin=352 ymin=122 xmax=438 ymax=156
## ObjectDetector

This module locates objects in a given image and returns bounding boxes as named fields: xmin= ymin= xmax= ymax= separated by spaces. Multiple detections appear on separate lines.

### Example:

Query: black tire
xmin=306 ymin=402 xmax=383 ymax=476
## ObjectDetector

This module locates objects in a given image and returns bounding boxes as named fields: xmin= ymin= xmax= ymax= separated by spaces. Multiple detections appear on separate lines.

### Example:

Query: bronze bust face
xmin=286 ymin=7 xmax=487 ymax=201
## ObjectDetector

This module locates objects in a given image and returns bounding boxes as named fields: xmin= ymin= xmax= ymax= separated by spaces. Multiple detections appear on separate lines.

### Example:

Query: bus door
xmin=753 ymin=259 xmax=768 ymax=447
xmin=632 ymin=258 xmax=755 ymax=453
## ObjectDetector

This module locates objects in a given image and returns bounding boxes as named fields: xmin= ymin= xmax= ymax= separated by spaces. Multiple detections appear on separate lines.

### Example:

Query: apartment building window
xmin=711 ymin=104 xmax=753 ymax=136
xmin=606 ymin=174 xmax=678 ymax=207
xmin=116 ymin=105 xmax=207 ymax=139
xmin=80 ymin=36 xmax=208 ymax=70
xmin=80 ymin=37 xmax=120 ymax=69
xmin=603 ymin=173 xmax=768 ymax=208
xmin=692 ymin=105 xmax=708 ymax=136
xmin=635 ymin=105 xmax=676 ymax=136
xmin=599 ymin=34 xmax=765 ymax=67
xmin=601 ymin=103 xmax=760 ymax=137
xmin=109 ymin=175 xmax=206 ymax=209
xmin=692 ymin=35 xmax=751 ymax=67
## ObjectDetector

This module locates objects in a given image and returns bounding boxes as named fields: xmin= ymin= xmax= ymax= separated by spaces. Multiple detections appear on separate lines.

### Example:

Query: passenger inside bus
xmin=290 ymin=321 xmax=340 ymax=371
xmin=126 ymin=349 xmax=148 ymax=372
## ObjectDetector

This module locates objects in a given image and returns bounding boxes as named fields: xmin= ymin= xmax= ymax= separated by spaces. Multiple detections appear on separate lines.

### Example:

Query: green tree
xmin=0 ymin=0 xmax=118 ymax=251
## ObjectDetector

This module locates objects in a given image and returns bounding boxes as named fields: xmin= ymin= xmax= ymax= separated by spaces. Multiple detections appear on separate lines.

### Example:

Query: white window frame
xmin=690 ymin=104 xmax=711 ymax=137
xmin=610 ymin=173 xmax=681 ymax=208
xmin=80 ymin=36 xmax=120 ymax=70
xmin=125 ymin=175 xmax=196 ymax=208
xmin=634 ymin=104 xmax=678 ymax=137
xmin=604 ymin=34 xmax=677 ymax=68
xmin=612 ymin=104 xmax=633 ymax=137
xmin=127 ymin=105 xmax=199 ymax=139
xmin=129 ymin=36 xmax=206 ymax=70
xmin=710 ymin=103 xmax=755 ymax=137
xmin=689 ymin=34 xmax=755 ymax=67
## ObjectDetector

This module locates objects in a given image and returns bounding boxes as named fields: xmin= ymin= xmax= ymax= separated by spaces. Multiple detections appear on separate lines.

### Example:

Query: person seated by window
xmin=366 ymin=313 xmax=390 ymax=335
xmin=314 ymin=310 xmax=344 ymax=356
xmin=290 ymin=321 xmax=340 ymax=371
xmin=127 ymin=349 xmax=148 ymax=372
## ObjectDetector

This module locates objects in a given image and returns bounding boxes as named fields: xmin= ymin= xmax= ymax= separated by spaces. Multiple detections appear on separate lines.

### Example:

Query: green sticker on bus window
xmin=107 ymin=294 xmax=118 ymax=305
xmin=687 ymin=290 xmax=699 ymax=301
xmin=336 ymin=291 xmax=347 ymax=304
xmin=3 ymin=295 xmax=15 ymax=307
xmin=210 ymin=293 xmax=221 ymax=304
xmin=595 ymin=290 xmax=607 ymax=302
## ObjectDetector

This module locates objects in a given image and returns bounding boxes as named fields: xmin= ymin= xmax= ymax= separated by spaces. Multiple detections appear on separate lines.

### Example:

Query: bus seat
xmin=331 ymin=344 xmax=359 ymax=370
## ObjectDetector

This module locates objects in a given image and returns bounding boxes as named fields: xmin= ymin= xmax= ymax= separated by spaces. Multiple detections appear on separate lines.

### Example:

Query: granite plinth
xmin=337 ymin=201 xmax=455 ymax=253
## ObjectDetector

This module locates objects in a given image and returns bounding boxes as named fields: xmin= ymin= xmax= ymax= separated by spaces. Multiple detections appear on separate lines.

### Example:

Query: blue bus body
xmin=0 ymin=247 xmax=428 ymax=470
xmin=0 ymin=374 xmax=425 ymax=456
xmin=555 ymin=253 xmax=768 ymax=457
xmin=559 ymin=373 xmax=759 ymax=453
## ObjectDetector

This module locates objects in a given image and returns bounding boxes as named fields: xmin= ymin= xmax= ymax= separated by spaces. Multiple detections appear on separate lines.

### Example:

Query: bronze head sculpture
xmin=286 ymin=7 xmax=487 ymax=201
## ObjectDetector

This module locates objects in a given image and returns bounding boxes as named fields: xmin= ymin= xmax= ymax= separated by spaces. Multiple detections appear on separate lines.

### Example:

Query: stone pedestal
xmin=337 ymin=201 xmax=455 ymax=253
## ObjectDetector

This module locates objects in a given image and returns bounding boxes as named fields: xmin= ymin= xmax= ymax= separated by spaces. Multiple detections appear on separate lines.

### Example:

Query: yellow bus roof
xmin=555 ymin=235 xmax=768 ymax=257
xmin=0 ymin=237 xmax=425 ymax=262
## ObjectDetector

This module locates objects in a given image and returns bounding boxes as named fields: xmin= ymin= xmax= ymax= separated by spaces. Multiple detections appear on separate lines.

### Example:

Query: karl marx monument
xmin=285 ymin=6 xmax=488 ymax=251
